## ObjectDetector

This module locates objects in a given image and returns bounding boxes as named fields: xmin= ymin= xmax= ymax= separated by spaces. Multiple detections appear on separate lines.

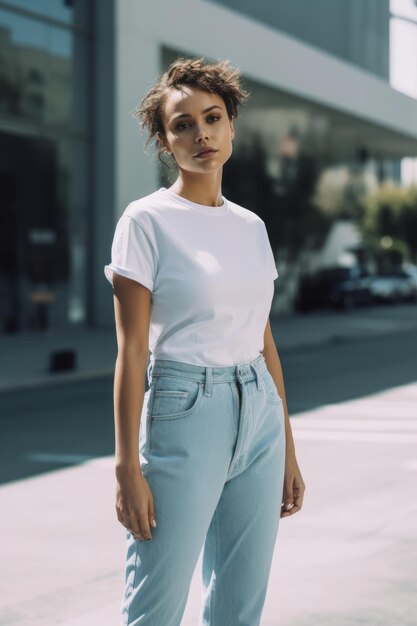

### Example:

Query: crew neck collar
xmin=159 ymin=187 xmax=230 ymax=215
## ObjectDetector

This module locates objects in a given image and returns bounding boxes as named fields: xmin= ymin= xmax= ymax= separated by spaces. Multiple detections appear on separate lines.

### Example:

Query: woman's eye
xmin=175 ymin=122 xmax=190 ymax=131
xmin=175 ymin=115 xmax=221 ymax=130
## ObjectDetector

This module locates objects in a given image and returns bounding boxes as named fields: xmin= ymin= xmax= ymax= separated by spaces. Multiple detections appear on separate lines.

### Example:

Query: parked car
xmin=294 ymin=266 xmax=372 ymax=312
xmin=368 ymin=268 xmax=417 ymax=303
xmin=399 ymin=266 xmax=417 ymax=302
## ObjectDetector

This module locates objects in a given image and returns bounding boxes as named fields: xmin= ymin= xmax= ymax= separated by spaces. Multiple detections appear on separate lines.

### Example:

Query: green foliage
xmin=356 ymin=182 xmax=417 ymax=264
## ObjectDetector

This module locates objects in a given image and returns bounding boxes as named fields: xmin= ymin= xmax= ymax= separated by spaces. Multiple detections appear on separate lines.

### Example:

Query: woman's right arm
xmin=112 ymin=272 xmax=156 ymax=540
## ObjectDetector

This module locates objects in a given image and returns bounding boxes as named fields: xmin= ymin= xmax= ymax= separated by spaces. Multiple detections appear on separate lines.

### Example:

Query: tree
xmin=356 ymin=182 xmax=417 ymax=267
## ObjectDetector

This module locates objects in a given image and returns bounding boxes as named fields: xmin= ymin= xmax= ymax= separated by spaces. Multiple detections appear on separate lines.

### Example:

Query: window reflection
xmin=0 ymin=5 xmax=91 ymax=333
xmin=0 ymin=0 xmax=74 ymax=25
xmin=0 ymin=9 xmax=75 ymax=125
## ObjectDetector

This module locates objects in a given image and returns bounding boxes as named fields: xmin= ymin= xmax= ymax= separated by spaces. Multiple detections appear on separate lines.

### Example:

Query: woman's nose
xmin=195 ymin=124 xmax=210 ymax=142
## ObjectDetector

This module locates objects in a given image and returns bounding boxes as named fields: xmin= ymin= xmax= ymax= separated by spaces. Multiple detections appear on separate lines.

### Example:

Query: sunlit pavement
xmin=260 ymin=380 xmax=417 ymax=626
xmin=1 ymin=380 xmax=416 ymax=625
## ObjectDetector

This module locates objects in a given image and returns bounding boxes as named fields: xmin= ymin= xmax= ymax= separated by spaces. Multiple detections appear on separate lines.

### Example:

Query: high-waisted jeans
xmin=121 ymin=353 xmax=286 ymax=626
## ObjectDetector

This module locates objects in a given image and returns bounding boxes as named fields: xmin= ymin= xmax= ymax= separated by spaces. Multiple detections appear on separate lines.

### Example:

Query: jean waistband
xmin=147 ymin=353 xmax=268 ymax=393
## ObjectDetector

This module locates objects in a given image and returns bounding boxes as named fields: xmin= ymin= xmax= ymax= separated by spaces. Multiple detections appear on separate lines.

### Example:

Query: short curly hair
xmin=132 ymin=56 xmax=250 ymax=162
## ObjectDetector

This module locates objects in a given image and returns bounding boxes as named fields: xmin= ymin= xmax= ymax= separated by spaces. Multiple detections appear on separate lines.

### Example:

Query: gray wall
xmin=209 ymin=0 xmax=390 ymax=80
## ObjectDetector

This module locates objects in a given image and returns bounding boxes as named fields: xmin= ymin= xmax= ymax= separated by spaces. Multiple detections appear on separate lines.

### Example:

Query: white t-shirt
xmin=104 ymin=187 xmax=278 ymax=366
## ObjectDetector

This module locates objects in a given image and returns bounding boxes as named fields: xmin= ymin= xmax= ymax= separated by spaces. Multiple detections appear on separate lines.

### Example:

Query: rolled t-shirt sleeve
xmin=104 ymin=213 xmax=158 ymax=291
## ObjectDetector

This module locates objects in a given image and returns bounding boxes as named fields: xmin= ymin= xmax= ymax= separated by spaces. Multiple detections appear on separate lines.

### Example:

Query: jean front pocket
xmin=260 ymin=369 xmax=282 ymax=405
xmin=151 ymin=375 xmax=204 ymax=420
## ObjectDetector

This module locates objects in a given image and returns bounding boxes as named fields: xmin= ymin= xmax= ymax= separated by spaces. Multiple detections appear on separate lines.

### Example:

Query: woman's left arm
xmin=262 ymin=317 xmax=306 ymax=518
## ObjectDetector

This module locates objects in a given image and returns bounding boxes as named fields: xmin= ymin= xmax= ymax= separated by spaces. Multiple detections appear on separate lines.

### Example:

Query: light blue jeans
xmin=121 ymin=353 xmax=286 ymax=626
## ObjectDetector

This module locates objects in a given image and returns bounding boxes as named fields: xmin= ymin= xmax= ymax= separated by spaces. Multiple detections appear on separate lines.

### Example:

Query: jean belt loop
xmin=204 ymin=366 xmax=213 ymax=397
xmin=252 ymin=361 xmax=262 ymax=391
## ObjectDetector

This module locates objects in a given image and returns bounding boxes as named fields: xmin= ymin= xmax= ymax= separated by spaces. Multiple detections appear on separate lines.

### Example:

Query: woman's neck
xmin=170 ymin=174 xmax=223 ymax=206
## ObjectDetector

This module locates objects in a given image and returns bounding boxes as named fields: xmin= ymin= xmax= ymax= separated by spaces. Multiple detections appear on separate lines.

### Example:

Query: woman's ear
xmin=157 ymin=132 xmax=168 ymax=152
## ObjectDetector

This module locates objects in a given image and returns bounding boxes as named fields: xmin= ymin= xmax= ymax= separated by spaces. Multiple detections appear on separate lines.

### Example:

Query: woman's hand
xmin=115 ymin=467 xmax=157 ymax=540
xmin=281 ymin=452 xmax=305 ymax=518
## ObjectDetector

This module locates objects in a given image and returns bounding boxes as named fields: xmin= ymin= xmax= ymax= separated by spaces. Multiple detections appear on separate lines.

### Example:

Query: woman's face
xmin=157 ymin=86 xmax=235 ymax=174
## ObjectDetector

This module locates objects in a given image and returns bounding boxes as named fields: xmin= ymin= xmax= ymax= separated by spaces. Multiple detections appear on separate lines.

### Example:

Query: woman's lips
xmin=195 ymin=149 xmax=218 ymax=158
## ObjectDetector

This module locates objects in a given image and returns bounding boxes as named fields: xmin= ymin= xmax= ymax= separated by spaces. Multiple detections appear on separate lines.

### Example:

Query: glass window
xmin=0 ymin=5 xmax=92 ymax=333
xmin=390 ymin=17 xmax=417 ymax=99
xmin=0 ymin=9 xmax=90 ymax=129
xmin=0 ymin=130 xmax=90 ymax=331
xmin=0 ymin=0 xmax=90 ymax=27
xmin=390 ymin=0 xmax=417 ymax=99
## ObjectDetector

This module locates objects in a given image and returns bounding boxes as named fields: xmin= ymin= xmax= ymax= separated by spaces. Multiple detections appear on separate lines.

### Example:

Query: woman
xmin=104 ymin=56 xmax=305 ymax=626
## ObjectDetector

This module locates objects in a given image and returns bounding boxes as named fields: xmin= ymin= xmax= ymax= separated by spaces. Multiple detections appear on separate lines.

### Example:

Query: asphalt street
xmin=279 ymin=327 xmax=417 ymax=413
xmin=1 ymin=326 xmax=416 ymax=625
xmin=2 ymin=326 xmax=416 ymax=485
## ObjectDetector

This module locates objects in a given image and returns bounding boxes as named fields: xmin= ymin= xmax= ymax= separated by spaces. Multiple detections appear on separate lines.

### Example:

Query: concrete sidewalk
xmin=1 ymin=303 xmax=416 ymax=393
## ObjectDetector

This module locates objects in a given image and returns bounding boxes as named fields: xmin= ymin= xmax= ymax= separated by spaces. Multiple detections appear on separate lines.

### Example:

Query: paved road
xmin=280 ymin=327 xmax=417 ymax=413
xmin=2 ymin=302 xmax=417 ymax=393
xmin=1 ymin=329 xmax=416 ymax=625
xmin=2 ymin=327 xmax=416 ymax=485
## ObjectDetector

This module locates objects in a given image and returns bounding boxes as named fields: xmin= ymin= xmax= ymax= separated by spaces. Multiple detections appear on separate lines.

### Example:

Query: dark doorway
xmin=0 ymin=132 xmax=67 ymax=333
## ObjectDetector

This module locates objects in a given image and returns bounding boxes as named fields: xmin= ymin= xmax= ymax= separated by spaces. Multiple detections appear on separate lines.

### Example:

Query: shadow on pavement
xmin=1 ymin=378 xmax=114 ymax=485
xmin=1 ymin=328 xmax=417 ymax=485
xmin=282 ymin=329 xmax=417 ymax=414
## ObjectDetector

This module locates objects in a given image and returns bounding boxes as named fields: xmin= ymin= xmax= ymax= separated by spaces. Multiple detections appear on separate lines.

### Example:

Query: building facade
xmin=1 ymin=0 xmax=417 ymax=333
